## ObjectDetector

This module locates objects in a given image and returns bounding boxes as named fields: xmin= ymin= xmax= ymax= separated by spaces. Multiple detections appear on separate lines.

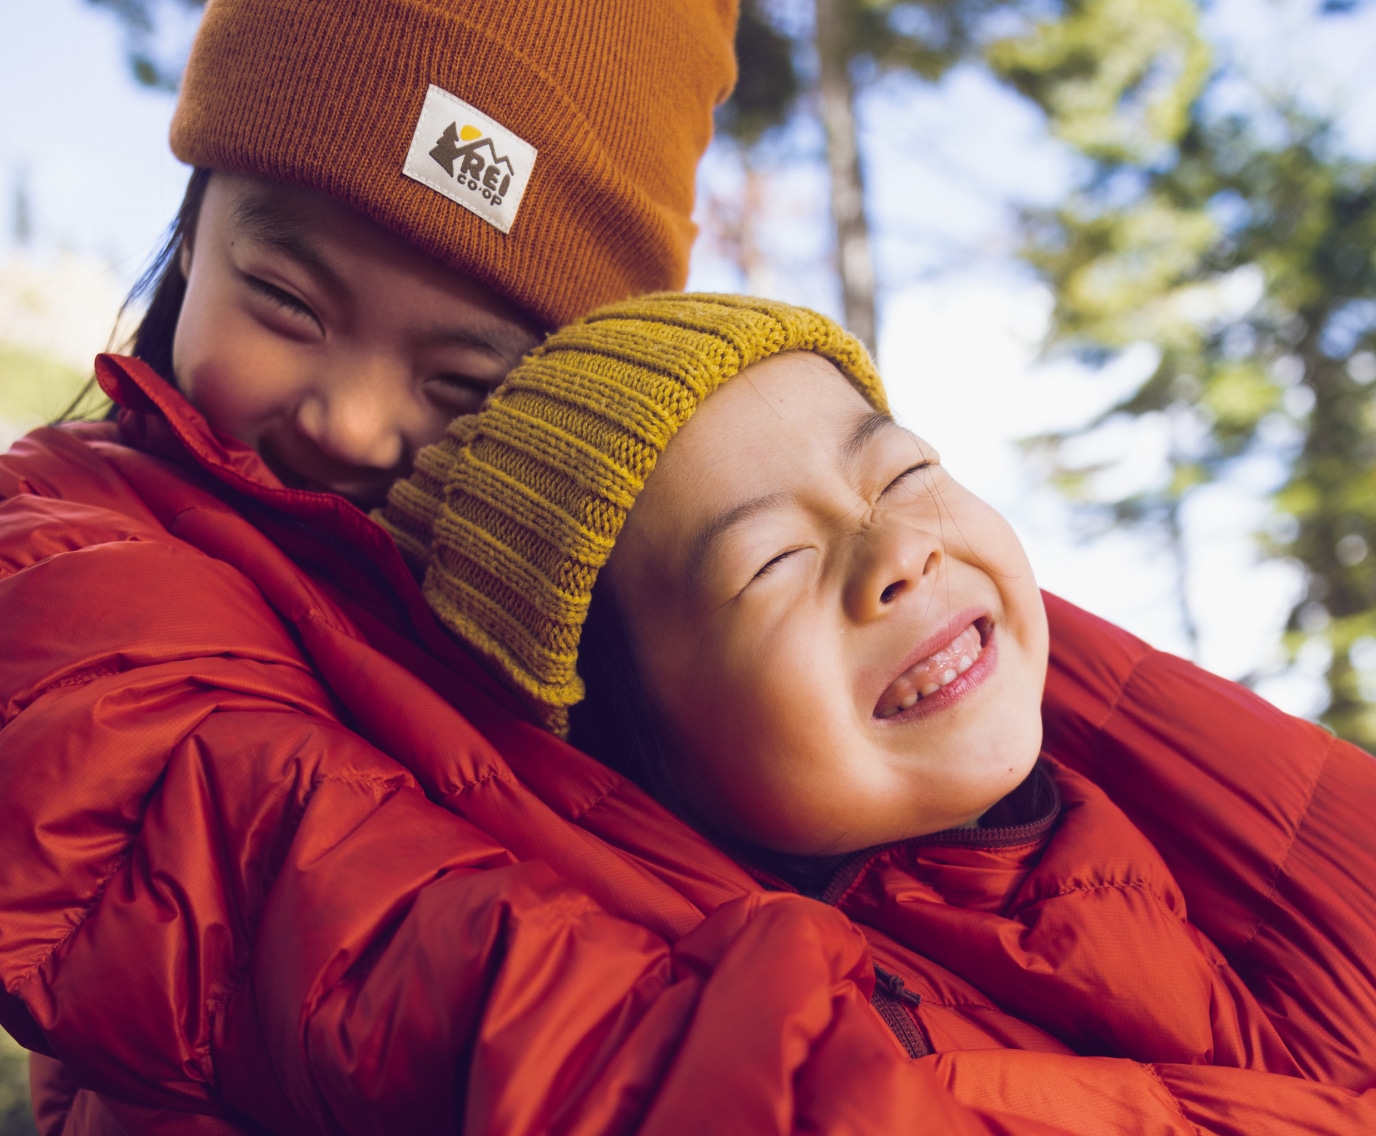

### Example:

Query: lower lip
xmin=874 ymin=622 xmax=998 ymax=724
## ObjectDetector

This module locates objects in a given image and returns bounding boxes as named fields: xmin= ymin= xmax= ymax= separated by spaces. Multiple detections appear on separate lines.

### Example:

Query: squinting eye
xmin=429 ymin=375 xmax=495 ymax=412
xmin=246 ymin=276 xmax=316 ymax=320
xmin=751 ymin=549 xmax=796 ymax=582
xmin=884 ymin=460 xmax=935 ymax=495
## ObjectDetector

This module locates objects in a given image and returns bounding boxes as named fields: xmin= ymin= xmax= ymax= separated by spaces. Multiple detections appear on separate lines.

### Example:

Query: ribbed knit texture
xmin=381 ymin=293 xmax=887 ymax=734
xmin=171 ymin=0 xmax=738 ymax=328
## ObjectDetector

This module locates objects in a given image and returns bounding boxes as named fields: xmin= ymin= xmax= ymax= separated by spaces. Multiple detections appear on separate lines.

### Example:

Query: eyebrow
xmin=231 ymin=192 xmax=540 ymax=364
xmin=231 ymin=193 xmax=349 ymax=301
xmin=681 ymin=409 xmax=898 ymax=592
xmin=840 ymin=410 xmax=897 ymax=471
xmin=684 ymin=490 xmax=790 ymax=593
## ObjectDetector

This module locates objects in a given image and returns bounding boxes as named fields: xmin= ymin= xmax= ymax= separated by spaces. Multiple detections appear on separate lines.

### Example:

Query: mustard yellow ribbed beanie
xmin=381 ymin=293 xmax=888 ymax=734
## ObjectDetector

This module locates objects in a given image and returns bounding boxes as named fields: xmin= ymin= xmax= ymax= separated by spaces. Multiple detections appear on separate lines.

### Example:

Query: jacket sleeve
xmin=0 ymin=523 xmax=1073 ymax=1136
xmin=933 ymin=1050 xmax=1376 ymax=1136
xmin=1042 ymin=591 xmax=1376 ymax=1091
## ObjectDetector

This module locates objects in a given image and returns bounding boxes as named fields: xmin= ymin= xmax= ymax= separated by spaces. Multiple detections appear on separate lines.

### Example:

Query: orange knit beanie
xmin=170 ymin=0 xmax=739 ymax=328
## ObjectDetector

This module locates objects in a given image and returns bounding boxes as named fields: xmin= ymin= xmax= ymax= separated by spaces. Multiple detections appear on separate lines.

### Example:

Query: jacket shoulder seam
xmin=35 ymin=667 xmax=119 ymax=696
xmin=1234 ymin=731 xmax=1335 ymax=952
xmin=1139 ymin=1062 xmax=1204 ymax=1136
xmin=437 ymin=766 xmax=521 ymax=799
xmin=12 ymin=848 xmax=132 ymax=993
xmin=569 ymin=772 xmax=640 ymax=822
xmin=1092 ymin=642 xmax=1156 ymax=734
xmin=1037 ymin=878 xmax=1160 ymax=907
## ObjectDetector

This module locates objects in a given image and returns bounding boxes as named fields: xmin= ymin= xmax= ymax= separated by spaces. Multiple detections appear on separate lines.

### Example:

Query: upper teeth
xmin=876 ymin=625 xmax=983 ymax=719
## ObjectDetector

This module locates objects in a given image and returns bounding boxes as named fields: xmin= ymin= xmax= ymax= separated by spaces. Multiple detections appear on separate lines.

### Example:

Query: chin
xmin=960 ymin=724 xmax=1043 ymax=811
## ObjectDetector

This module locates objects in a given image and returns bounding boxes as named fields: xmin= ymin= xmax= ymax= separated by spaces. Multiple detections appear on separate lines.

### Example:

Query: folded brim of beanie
xmin=380 ymin=293 xmax=887 ymax=735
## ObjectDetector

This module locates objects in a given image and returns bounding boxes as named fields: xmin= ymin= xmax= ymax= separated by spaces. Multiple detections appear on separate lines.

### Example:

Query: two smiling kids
xmin=3 ymin=0 xmax=1375 ymax=1132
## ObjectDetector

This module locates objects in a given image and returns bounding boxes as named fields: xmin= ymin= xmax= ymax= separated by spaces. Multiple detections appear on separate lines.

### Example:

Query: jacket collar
xmin=746 ymin=761 xmax=1062 ymax=903
xmin=94 ymin=352 xmax=523 ymax=714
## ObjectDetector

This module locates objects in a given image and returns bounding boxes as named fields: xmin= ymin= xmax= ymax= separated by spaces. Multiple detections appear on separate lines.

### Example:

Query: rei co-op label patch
xmin=403 ymin=84 xmax=538 ymax=234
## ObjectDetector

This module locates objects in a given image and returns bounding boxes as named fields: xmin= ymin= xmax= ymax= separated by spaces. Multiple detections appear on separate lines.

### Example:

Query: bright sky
xmin=0 ymin=0 xmax=191 ymax=272
xmin=3 ymin=0 xmax=1375 ymax=715
xmin=689 ymin=0 xmax=1376 ymax=716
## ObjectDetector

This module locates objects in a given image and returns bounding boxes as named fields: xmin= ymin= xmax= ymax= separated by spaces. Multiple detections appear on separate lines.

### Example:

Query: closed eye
xmin=883 ymin=460 xmax=934 ymax=495
xmin=428 ymin=373 xmax=497 ymax=413
xmin=246 ymin=276 xmax=319 ymax=324
xmin=751 ymin=548 xmax=798 ymax=582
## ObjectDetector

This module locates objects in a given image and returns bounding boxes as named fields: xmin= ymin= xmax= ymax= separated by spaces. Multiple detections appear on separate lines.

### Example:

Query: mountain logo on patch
xmin=403 ymin=85 xmax=538 ymax=235
xmin=429 ymin=123 xmax=515 ymax=205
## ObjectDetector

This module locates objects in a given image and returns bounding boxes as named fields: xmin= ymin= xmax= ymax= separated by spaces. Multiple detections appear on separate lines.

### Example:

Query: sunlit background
xmin=4 ymin=0 xmax=1376 ymax=708
xmin=2 ymin=0 xmax=1376 ymax=1128
xmin=8 ymin=0 xmax=1374 ymax=705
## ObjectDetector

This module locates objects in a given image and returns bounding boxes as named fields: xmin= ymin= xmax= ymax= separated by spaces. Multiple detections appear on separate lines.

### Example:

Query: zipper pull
xmin=874 ymin=964 xmax=922 ymax=1006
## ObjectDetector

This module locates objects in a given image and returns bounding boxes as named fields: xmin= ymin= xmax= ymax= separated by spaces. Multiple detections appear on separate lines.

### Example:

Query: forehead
xmin=659 ymin=350 xmax=876 ymax=480
xmin=617 ymin=351 xmax=880 ymax=551
xmin=730 ymin=350 xmax=870 ymax=418
xmin=210 ymin=173 xmax=381 ymax=248
xmin=206 ymin=173 xmax=478 ymax=295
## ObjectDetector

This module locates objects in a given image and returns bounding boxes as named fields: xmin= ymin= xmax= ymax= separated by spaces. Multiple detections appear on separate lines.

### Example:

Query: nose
xmin=844 ymin=517 xmax=942 ymax=622
xmin=293 ymin=359 xmax=409 ymax=472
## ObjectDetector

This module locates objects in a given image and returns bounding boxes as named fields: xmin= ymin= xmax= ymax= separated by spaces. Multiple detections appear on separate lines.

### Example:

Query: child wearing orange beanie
xmin=119 ymin=0 xmax=738 ymax=507
xmin=0 ymin=3 xmax=749 ymax=1132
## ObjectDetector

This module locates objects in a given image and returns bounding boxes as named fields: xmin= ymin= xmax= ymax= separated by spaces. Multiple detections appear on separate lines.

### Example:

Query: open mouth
xmin=874 ymin=618 xmax=991 ymax=720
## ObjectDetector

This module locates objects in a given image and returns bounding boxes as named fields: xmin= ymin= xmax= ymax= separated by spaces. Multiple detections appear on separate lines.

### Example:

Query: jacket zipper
xmin=871 ymin=965 xmax=930 ymax=1058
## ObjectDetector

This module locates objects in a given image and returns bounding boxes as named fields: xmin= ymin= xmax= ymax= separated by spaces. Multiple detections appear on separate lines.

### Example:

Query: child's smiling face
xmin=604 ymin=351 xmax=1049 ymax=855
xmin=172 ymin=173 xmax=543 ymax=509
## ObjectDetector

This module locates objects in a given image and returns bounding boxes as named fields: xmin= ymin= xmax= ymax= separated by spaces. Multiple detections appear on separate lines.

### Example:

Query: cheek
xmin=659 ymin=621 xmax=851 ymax=836
xmin=950 ymin=497 xmax=1046 ymax=644
xmin=687 ymin=613 xmax=839 ymax=742
xmin=172 ymin=286 xmax=294 ymax=440
xmin=949 ymin=496 xmax=1030 ymax=575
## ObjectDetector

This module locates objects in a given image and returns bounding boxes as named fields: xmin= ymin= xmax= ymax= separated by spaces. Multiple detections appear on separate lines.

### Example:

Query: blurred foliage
xmin=0 ymin=1031 xmax=35 ymax=1136
xmin=722 ymin=0 xmax=1009 ymax=142
xmin=989 ymin=0 xmax=1209 ymax=165
xmin=1003 ymin=2 xmax=1376 ymax=745
xmin=85 ymin=0 xmax=206 ymax=90
xmin=718 ymin=2 xmax=801 ymax=144
xmin=0 ymin=345 xmax=97 ymax=432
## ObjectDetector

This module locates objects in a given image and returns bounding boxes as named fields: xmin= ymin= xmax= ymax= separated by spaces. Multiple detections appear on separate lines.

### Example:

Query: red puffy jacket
xmin=2 ymin=354 xmax=1373 ymax=1135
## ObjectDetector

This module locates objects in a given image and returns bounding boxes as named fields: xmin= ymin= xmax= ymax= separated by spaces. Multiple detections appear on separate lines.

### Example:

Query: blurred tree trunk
xmin=723 ymin=0 xmax=992 ymax=350
xmin=699 ymin=152 xmax=777 ymax=294
xmin=815 ymin=0 xmax=877 ymax=349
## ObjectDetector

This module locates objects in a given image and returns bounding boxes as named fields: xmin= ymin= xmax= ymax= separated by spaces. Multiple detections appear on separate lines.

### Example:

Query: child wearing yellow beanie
xmin=386 ymin=293 xmax=1051 ymax=852
xmin=386 ymin=296 xmax=1376 ymax=1128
